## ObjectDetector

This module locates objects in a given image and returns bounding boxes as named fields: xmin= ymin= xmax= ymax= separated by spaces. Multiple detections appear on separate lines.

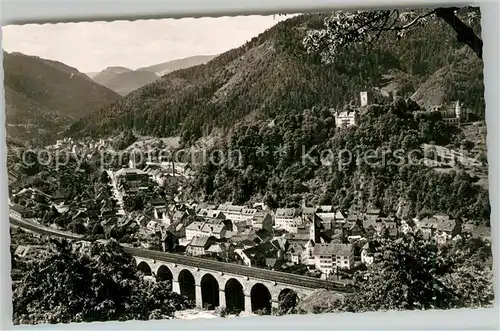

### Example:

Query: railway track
xmin=10 ymin=216 xmax=353 ymax=292
xmin=10 ymin=217 xmax=83 ymax=240
xmin=123 ymin=246 xmax=351 ymax=291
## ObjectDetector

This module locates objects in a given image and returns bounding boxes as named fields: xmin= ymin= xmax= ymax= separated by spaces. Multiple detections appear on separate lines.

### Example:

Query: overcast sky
xmin=2 ymin=15 xmax=291 ymax=73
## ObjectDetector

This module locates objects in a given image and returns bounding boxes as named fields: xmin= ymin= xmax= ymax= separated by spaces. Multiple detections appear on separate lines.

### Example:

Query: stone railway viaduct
xmin=134 ymin=256 xmax=309 ymax=313
xmin=10 ymin=216 xmax=352 ymax=314
xmin=128 ymin=246 xmax=351 ymax=314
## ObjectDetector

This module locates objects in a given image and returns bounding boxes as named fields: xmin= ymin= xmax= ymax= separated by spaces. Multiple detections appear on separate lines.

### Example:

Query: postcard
xmin=3 ymin=7 xmax=493 ymax=325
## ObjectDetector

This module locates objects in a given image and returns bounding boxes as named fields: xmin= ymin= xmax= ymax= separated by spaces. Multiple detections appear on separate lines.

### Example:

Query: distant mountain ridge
xmin=91 ymin=66 xmax=159 ymax=96
xmin=138 ymin=55 xmax=217 ymax=76
xmin=85 ymin=72 xmax=99 ymax=79
xmin=3 ymin=51 xmax=121 ymax=145
xmin=86 ymin=55 xmax=217 ymax=96
xmin=92 ymin=66 xmax=134 ymax=86
xmin=68 ymin=14 xmax=484 ymax=146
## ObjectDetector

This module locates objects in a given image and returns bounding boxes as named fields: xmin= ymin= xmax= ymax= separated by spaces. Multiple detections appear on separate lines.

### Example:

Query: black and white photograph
xmin=3 ymin=6 xmax=494 ymax=325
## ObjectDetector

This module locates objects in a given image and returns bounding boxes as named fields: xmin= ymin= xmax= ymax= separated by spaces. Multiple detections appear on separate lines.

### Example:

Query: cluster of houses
xmin=9 ymin=174 xmax=491 ymax=280
xmin=10 ymin=179 xmax=122 ymax=228
xmin=8 ymin=132 xmax=490 ymax=281
xmin=47 ymin=137 xmax=114 ymax=154
xmin=115 ymin=168 xmax=152 ymax=195
xmin=131 ymin=201 xmax=488 ymax=280
xmin=114 ymin=161 xmax=191 ymax=203
xmin=141 ymin=162 xmax=193 ymax=189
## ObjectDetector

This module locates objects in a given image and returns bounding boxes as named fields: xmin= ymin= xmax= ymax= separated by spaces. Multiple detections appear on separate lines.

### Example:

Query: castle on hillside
xmin=430 ymin=100 xmax=468 ymax=125
xmin=333 ymin=91 xmax=372 ymax=128
xmin=333 ymin=109 xmax=358 ymax=128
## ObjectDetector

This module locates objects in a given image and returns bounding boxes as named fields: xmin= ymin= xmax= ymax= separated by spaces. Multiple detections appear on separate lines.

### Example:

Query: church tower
xmin=309 ymin=215 xmax=321 ymax=243
xmin=129 ymin=155 xmax=136 ymax=168
xmin=455 ymin=100 xmax=463 ymax=120
xmin=309 ymin=220 xmax=316 ymax=242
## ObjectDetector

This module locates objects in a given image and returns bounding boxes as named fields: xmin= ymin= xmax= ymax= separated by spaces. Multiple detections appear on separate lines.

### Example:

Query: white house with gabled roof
xmin=274 ymin=208 xmax=301 ymax=233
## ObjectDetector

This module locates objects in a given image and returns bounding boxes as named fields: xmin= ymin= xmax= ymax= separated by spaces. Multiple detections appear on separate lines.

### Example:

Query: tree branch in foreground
xmin=434 ymin=7 xmax=483 ymax=59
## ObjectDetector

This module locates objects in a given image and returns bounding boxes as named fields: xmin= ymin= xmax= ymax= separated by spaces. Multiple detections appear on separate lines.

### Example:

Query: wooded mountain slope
xmin=68 ymin=14 xmax=484 ymax=146
xmin=410 ymin=47 xmax=484 ymax=114
xmin=190 ymin=100 xmax=489 ymax=223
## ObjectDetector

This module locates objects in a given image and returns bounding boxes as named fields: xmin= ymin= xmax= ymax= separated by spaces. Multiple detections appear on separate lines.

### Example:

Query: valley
xmin=5 ymin=8 xmax=493 ymax=326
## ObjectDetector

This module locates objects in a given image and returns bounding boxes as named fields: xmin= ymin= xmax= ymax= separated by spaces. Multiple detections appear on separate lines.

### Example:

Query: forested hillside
xmin=410 ymin=48 xmax=484 ymax=114
xmin=67 ymin=14 xmax=484 ymax=146
xmin=62 ymin=13 xmax=487 ymax=224
xmin=190 ymin=100 xmax=489 ymax=224
xmin=4 ymin=52 xmax=121 ymax=144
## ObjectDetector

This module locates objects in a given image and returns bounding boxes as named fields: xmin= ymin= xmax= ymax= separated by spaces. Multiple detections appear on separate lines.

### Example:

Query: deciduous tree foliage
xmin=12 ymin=239 xmax=194 ymax=325
xmin=333 ymin=234 xmax=493 ymax=313
xmin=303 ymin=7 xmax=482 ymax=61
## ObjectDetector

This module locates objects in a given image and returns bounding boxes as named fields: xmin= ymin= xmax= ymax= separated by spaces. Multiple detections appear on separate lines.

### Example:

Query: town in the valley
xmin=8 ymin=91 xmax=491 ymax=317
xmin=5 ymin=7 xmax=493 ymax=325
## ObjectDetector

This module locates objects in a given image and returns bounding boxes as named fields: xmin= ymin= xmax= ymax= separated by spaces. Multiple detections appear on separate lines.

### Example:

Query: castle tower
xmin=360 ymin=91 xmax=371 ymax=107
xmin=455 ymin=100 xmax=462 ymax=120
xmin=129 ymin=151 xmax=137 ymax=168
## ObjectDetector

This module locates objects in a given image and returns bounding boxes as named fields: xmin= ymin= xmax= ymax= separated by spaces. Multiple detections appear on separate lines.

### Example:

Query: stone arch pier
xmin=133 ymin=257 xmax=314 ymax=313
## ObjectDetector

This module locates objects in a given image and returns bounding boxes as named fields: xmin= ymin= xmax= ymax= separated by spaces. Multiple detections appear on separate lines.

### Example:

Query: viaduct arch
xmin=132 ymin=257 xmax=316 ymax=313
xmin=9 ymin=214 xmax=351 ymax=314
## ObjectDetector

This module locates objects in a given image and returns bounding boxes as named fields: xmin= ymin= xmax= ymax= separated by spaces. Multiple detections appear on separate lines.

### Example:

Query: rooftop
xmin=317 ymin=243 xmax=354 ymax=257
xmin=242 ymin=208 xmax=258 ymax=215
xmin=186 ymin=221 xmax=205 ymax=231
xmin=366 ymin=209 xmax=381 ymax=215
xmin=276 ymin=208 xmax=298 ymax=218
xmin=436 ymin=219 xmax=457 ymax=232
xmin=189 ymin=236 xmax=212 ymax=247
xmin=201 ymin=221 xmax=226 ymax=234
xmin=218 ymin=205 xmax=245 ymax=212
xmin=206 ymin=244 xmax=224 ymax=254
xmin=115 ymin=168 xmax=148 ymax=177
